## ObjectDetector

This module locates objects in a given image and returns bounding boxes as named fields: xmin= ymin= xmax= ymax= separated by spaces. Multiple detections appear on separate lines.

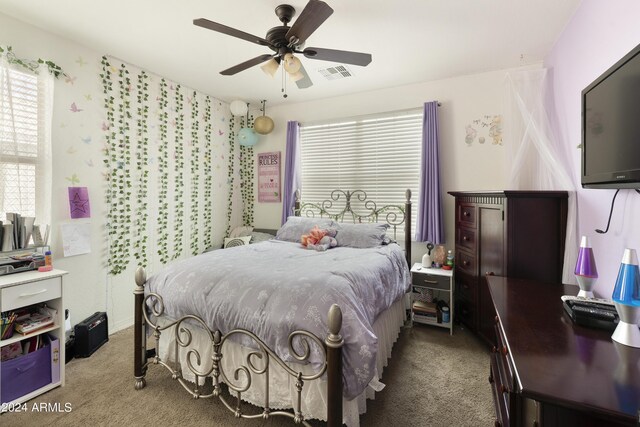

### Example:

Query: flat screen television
xmin=582 ymin=42 xmax=640 ymax=188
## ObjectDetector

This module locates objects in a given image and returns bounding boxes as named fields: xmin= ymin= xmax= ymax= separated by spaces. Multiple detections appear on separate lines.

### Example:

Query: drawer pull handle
xmin=462 ymin=236 xmax=469 ymax=241
xmin=463 ymin=211 xmax=470 ymax=217
xmin=423 ymin=280 xmax=438 ymax=285
xmin=19 ymin=289 xmax=48 ymax=298
xmin=463 ymin=261 xmax=470 ymax=266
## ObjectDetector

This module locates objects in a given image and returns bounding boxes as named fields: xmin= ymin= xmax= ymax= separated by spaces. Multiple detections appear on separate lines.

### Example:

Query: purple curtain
xmin=281 ymin=121 xmax=300 ymax=225
xmin=415 ymin=101 xmax=443 ymax=243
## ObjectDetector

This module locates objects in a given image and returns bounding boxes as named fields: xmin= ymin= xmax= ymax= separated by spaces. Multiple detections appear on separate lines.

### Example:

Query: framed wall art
xmin=258 ymin=151 xmax=281 ymax=202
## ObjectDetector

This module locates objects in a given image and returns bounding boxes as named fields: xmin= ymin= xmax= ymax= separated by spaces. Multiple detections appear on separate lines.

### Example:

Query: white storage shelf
xmin=410 ymin=263 xmax=454 ymax=335
xmin=0 ymin=269 xmax=67 ymax=406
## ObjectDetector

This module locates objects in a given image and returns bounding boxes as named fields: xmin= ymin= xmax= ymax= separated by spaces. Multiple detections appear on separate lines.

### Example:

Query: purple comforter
xmin=146 ymin=240 xmax=410 ymax=399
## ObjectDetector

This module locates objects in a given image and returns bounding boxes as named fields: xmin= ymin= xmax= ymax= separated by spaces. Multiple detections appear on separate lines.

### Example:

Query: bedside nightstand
xmin=410 ymin=263 xmax=454 ymax=335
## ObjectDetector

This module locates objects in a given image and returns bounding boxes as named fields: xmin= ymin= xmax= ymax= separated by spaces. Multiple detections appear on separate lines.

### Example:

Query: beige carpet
xmin=2 ymin=324 xmax=494 ymax=426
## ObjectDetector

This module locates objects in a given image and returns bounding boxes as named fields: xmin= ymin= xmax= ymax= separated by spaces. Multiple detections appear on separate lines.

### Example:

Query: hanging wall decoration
xmin=101 ymin=57 xmax=233 ymax=275
xmin=173 ymin=85 xmax=185 ymax=260
xmin=190 ymin=91 xmax=200 ymax=256
xmin=134 ymin=70 xmax=150 ymax=268
xmin=254 ymin=100 xmax=274 ymax=135
xmin=157 ymin=78 xmax=170 ymax=264
xmin=239 ymin=110 xmax=255 ymax=226
xmin=464 ymin=115 xmax=503 ymax=146
xmin=68 ymin=187 xmax=91 ymax=219
xmin=203 ymin=97 xmax=213 ymax=250
xmin=225 ymin=115 xmax=236 ymax=237
xmin=258 ymin=151 xmax=281 ymax=203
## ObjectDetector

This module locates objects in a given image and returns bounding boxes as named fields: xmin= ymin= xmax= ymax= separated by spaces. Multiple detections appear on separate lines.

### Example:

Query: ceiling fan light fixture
xmin=283 ymin=53 xmax=302 ymax=74
xmin=289 ymin=71 xmax=305 ymax=82
xmin=230 ymin=100 xmax=248 ymax=116
xmin=260 ymin=58 xmax=279 ymax=77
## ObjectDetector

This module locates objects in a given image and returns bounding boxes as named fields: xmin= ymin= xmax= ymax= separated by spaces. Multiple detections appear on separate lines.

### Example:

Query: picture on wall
xmin=258 ymin=151 xmax=281 ymax=203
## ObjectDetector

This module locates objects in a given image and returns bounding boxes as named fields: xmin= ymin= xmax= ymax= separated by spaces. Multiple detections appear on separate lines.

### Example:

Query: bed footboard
xmin=133 ymin=266 xmax=344 ymax=426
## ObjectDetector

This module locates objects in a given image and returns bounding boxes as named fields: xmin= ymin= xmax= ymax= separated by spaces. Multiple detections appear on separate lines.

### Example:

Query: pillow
xmin=223 ymin=236 xmax=252 ymax=248
xmin=275 ymin=216 xmax=335 ymax=243
xmin=250 ymin=231 xmax=275 ymax=244
xmin=335 ymin=223 xmax=390 ymax=248
xmin=229 ymin=225 xmax=254 ymax=238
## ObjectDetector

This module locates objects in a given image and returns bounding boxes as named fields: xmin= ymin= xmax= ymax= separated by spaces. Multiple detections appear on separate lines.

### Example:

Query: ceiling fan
xmin=193 ymin=0 xmax=372 ymax=90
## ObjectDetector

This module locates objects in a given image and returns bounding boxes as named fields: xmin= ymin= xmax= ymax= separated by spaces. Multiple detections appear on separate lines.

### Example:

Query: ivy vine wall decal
xmin=100 ymin=56 xmax=240 ymax=275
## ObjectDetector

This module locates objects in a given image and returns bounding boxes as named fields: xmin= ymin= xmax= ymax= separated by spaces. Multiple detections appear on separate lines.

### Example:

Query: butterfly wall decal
xmin=75 ymin=57 xmax=87 ymax=67
xmin=70 ymin=102 xmax=83 ymax=113
xmin=85 ymin=159 xmax=94 ymax=167
xmin=81 ymin=136 xmax=92 ymax=144
xmin=65 ymin=75 xmax=77 ymax=85
xmin=84 ymin=94 xmax=92 ymax=101
xmin=66 ymin=174 xmax=80 ymax=185
xmin=67 ymin=146 xmax=77 ymax=154
xmin=101 ymin=122 xmax=110 ymax=131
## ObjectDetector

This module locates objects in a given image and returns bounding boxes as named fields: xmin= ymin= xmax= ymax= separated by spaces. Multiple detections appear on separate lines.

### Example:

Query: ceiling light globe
xmin=283 ymin=53 xmax=302 ymax=74
xmin=254 ymin=115 xmax=275 ymax=135
xmin=261 ymin=58 xmax=279 ymax=77
xmin=237 ymin=127 xmax=259 ymax=146
xmin=230 ymin=100 xmax=248 ymax=116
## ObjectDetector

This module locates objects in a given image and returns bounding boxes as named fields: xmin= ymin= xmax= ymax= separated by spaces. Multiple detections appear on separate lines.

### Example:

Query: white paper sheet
xmin=60 ymin=223 xmax=91 ymax=257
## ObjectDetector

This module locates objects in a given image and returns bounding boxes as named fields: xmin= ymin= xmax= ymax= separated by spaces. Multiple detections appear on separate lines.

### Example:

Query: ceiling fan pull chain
xmin=281 ymin=64 xmax=288 ymax=98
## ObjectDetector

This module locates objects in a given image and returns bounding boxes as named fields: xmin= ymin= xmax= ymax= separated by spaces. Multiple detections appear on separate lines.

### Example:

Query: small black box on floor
xmin=74 ymin=312 xmax=108 ymax=358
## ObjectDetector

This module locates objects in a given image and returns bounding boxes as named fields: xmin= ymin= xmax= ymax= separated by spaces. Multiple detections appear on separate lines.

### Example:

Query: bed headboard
xmin=294 ymin=189 xmax=412 ymax=266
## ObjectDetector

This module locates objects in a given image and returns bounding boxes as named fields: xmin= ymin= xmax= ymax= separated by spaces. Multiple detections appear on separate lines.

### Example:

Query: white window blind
xmin=299 ymin=109 xmax=422 ymax=239
xmin=0 ymin=60 xmax=53 ymax=229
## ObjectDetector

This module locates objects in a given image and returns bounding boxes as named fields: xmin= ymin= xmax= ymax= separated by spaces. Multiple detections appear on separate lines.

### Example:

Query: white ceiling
xmin=0 ymin=0 xmax=580 ymax=106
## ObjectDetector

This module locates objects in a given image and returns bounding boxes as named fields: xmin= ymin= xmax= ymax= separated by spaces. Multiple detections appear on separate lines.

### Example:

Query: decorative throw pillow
xmin=275 ymin=216 xmax=335 ymax=242
xmin=223 ymin=236 xmax=252 ymax=248
xmin=335 ymin=223 xmax=390 ymax=248
xmin=250 ymin=231 xmax=275 ymax=244
xmin=229 ymin=226 xmax=254 ymax=238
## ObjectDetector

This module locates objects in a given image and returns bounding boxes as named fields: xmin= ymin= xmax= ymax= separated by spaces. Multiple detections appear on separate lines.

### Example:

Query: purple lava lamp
xmin=574 ymin=236 xmax=598 ymax=298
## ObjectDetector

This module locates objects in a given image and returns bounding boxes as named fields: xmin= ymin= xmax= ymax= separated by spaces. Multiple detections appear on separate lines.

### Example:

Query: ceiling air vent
xmin=317 ymin=65 xmax=353 ymax=80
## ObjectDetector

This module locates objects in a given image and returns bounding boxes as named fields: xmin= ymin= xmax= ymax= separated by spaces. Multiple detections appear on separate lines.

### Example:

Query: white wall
xmin=544 ymin=0 xmax=640 ymax=297
xmin=0 ymin=13 xmax=236 ymax=333
xmin=1 ymin=13 xmax=112 ymax=330
xmin=254 ymin=69 xmax=516 ymax=263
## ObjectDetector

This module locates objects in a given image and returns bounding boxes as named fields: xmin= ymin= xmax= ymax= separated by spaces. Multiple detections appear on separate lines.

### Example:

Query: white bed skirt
xmin=156 ymin=298 xmax=406 ymax=427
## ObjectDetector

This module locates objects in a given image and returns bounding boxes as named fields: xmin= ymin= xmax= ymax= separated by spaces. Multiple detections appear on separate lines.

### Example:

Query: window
xmin=299 ymin=109 xmax=422 ymax=239
xmin=0 ymin=61 xmax=52 ymax=228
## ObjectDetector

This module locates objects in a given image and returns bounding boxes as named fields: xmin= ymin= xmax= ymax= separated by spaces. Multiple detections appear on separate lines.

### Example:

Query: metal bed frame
xmin=133 ymin=189 xmax=411 ymax=426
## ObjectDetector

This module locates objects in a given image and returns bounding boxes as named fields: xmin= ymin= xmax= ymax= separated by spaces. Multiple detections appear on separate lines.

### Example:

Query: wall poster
xmin=258 ymin=151 xmax=281 ymax=203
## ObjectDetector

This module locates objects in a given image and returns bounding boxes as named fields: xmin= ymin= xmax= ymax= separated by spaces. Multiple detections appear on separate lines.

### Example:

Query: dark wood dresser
xmin=488 ymin=276 xmax=639 ymax=427
xmin=447 ymin=191 xmax=568 ymax=344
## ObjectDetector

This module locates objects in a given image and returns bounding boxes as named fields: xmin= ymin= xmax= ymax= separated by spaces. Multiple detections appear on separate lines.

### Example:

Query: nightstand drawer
xmin=412 ymin=272 xmax=450 ymax=291
xmin=1 ymin=277 xmax=62 ymax=311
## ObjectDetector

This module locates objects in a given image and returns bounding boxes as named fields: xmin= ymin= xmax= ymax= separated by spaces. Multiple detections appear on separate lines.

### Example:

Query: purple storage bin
xmin=1 ymin=344 xmax=52 ymax=403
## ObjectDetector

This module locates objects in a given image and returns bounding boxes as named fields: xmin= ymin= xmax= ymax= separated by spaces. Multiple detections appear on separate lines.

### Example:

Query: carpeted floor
xmin=2 ymin=324 xmax=494 ymax=426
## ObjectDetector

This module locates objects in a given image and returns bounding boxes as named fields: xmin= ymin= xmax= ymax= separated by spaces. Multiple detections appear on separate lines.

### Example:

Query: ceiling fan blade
xmin=194 ymin=18 xmax=271 ymax=47
xmin=221 ymin=54 xmax=276 ymax=76
xmin=285 ymin=0 xmax=333 ymax=45
xmin=302 ymin=47 xmax=372 ymax=66
xmin=295 ymin=63 xmax=313 ymax=89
